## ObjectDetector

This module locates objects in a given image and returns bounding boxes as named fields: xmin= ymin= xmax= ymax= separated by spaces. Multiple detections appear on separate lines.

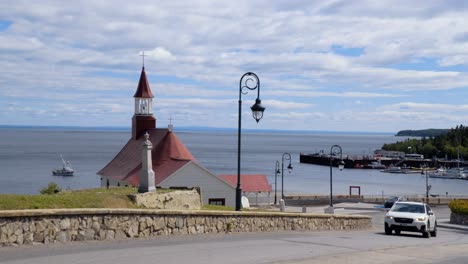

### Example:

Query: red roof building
xmin=219 ymin=174 xmax=272 ymax=193
xmin=219 ymin=174 xmax=272 ymax=206
xmin=98 ymin=128 xmax=195 ymax=186
xmin=97 ymin=66 xmax=237 ymax=207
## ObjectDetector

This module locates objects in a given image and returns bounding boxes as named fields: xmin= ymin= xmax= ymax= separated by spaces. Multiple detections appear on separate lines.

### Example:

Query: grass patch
xmin=202 ymin=204 xmax=234 ymax=211
xmin=0 ymin=187 xmax=175 ymax=210
xmin=449 ymin=199 xmax=468 ymax=215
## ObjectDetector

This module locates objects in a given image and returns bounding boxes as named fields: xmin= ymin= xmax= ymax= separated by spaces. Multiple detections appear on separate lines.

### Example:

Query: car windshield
xmin=391 ymin=203 xmax=425 ymax=213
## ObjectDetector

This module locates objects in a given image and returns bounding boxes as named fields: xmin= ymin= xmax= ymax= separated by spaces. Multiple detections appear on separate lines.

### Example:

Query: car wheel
xmin=430 ymin=222 xmax=437 ymax=237
xmin=394 ymin=230 xmax=400 ymax=235
xmin=423 ymin=223 xmax=431 ymax=238
xmin=385 ymin=224 xmax=392 ymax=235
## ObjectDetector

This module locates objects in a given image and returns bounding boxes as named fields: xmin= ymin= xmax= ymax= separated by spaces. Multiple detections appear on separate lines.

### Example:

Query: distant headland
xmin=395 ymin=129 xmax=449 ymax=137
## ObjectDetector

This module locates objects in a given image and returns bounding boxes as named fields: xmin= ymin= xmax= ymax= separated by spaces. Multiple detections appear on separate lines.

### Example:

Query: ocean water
xmin=2 ymin=127 xmax=468 ymax=196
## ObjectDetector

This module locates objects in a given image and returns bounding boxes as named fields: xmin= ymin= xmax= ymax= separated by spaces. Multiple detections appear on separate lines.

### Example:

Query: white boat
xmin=381 ymin=165 xmax=401 ymax=173
xmin=52 ymin=155 xmax=74 ymax=176
xmin=364 ymin=161 xmax=386 ymax=169
xmin=428 ymin=168 xmax=466 ymax=180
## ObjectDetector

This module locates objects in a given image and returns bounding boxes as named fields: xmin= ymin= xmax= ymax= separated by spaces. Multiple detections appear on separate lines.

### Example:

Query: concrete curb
xmin=335 ymin=206 xmax=386 ymax=211
xmin=437 ymin=219 xmax=468 ymax=232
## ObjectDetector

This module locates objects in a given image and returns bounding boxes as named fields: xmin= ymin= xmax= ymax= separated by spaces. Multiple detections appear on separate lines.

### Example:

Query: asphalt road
xmin=1 ymin=206 xmax=467 ymax=264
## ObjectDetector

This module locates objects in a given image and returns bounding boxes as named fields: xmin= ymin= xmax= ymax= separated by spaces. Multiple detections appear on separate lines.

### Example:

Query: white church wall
xmin=159 ymin=162 xmax=236 ymax=207
xmin=100 ymin=177 xmax=130 ymax=188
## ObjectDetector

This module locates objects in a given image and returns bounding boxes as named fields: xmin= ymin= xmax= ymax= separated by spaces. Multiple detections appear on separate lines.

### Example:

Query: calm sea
xmin=2 ymin=127 xmax=468 ymax=196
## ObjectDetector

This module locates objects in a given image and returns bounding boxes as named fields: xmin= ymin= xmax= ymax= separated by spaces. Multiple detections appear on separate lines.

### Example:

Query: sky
xmin=1 ymin=1 xmax=468 ymax=133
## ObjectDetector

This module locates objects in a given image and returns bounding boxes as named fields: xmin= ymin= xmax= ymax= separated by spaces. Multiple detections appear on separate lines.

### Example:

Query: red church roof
xmin=219 ymin=174 xmax=272 ymax=193
xmin=97 ymin=128 xmax=195 ymax=186
xmin=133 ymin=67 xmax=154 ymax=98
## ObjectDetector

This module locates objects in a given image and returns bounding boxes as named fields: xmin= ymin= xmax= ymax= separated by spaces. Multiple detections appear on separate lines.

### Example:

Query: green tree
xmin=383 ymin=125 xmax=468 ymax=160
xmin=40 ymin=182 xmax=62 ymax=195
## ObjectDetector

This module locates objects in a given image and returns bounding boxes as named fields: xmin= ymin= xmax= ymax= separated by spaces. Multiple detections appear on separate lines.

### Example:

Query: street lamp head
xmin=338 ymin=160 xmax=345 ymax=171
xmin=250 ymin=98 xmax=265 ymax=123
xmin=287 ymin=163 xmax=293 ymax=173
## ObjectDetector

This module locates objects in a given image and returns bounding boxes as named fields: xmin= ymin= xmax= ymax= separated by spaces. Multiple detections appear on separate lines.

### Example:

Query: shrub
xmin=40 ymin=182 xmax=62 ymax=195
xmin=448 ymin=199 xmax=468 ymax=215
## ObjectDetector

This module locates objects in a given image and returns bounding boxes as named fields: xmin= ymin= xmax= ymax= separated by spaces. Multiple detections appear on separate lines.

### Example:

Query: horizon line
xmin=0 ymin=124 xmax=396 ymax=135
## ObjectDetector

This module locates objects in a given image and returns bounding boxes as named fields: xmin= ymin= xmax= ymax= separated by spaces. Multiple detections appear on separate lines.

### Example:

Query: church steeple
xmin=132 ymin=67 xmax=156 ymax=139
xmin=134 ymin=67 xmax=154 ymax=115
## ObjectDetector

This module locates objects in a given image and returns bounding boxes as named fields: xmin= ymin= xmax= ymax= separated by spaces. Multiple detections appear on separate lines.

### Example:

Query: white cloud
xmin=1 ymin=0 xmax=468 ymax=131
xmin=145 ymin=47 xmax=176 ymax=62
xmin=262 ymin=99 xmax=313 ymax=110
xmin=0 ymin=36 xmax=44 ymax=51
xmin=268 ymin=90 xmax=402 ymax=98
xmin=379 ymin=102 xmax=468 ymax=113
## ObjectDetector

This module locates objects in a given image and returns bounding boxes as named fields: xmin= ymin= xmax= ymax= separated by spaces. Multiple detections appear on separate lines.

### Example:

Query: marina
xmin=299 ymin=152 xmax=467 ymax=171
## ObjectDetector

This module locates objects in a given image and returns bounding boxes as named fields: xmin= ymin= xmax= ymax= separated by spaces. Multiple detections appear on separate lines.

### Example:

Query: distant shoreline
xmin=395 ymin=129 xmax=450 ymax=137
xmin=0 ymin=125 xmax=394 ymax=135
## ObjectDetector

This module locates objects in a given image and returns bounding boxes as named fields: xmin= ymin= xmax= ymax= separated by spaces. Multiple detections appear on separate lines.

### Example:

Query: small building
xmin=97 ymin=66 xmax=237 ymax=207
xmin=374 ymin=149 xmax=405 ymax=159
xmin=219 ymin=174 xmax=272 ymax=205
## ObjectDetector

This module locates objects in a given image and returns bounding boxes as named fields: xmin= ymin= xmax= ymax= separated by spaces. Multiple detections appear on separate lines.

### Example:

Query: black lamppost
xmin=281 ymin=153 xmax=293 ymax=200
xmin=421 ymin=165 xmax=431 ymax=204
xmin=236 ymin=72 xmax=266 ymax=211
xmin=274 ymin=160 xmax=280 ymax=205
xmin=329 ymin=145 xmax=345 ymax=208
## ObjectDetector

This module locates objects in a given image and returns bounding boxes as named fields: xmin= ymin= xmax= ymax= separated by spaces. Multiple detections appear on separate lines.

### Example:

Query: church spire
xmin=133 ymin=67 xmax=154 ymax=98
xmin=132 ymin=65 xmax=156 ymax=140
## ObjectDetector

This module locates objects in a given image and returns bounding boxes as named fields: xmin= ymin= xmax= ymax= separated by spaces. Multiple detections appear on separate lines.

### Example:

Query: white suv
xmin=384 ymin=201 xmax=437 ymax=238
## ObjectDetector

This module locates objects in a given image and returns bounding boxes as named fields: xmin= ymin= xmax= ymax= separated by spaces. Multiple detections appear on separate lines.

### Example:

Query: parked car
xmin=384 ymin=201 xmax=437 ymax=238
xmin=384 ymin=196 xmax=406 ymax=208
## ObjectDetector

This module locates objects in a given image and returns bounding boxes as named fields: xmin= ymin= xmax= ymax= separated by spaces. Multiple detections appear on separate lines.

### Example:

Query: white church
xmin=97 ymin=66 xmax=271 ymax=207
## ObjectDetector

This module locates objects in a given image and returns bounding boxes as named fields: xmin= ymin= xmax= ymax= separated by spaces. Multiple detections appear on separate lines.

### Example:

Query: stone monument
xmin=138 ymin=132 xmax=156 ymax=193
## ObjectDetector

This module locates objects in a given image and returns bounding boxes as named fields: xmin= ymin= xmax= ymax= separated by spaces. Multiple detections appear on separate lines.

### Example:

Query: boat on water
xmin=381 ymin=167 xmax=423 ymax=174
xmin=381 ymin=165 xmax=401 ymax=173
xmin=428 ymin=167 xmax=466 ymax=180
xmin=52 ymin=155 xmax=74 ymax=176
xmin=363 ymin=161 xmax=386 ymax=169
xmin=428 ymin=149 xmax=467 ymax=180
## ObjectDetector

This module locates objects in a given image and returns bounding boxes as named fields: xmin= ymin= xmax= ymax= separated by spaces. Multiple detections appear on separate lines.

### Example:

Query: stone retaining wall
xmin=0 ymin=209 xmax=371 ymax=247
xmin=450 ymin=212 xmax=468 ymax=226
xmin=129 ymin=189 xmax=201 ymax=210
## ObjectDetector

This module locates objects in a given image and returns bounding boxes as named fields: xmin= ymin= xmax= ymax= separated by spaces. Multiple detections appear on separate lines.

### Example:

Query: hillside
xmin=395 ymin=129 xmax=449 ymax=137
xmin=384 ymin=125 xmax=467 ymax=160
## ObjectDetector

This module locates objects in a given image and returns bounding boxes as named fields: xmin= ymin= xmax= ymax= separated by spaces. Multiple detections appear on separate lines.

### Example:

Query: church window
xmin=208 ymin=198 xmax=225 ymax=206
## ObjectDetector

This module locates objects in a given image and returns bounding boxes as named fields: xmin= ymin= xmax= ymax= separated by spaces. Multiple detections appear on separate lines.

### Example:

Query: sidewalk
xmin=268 ymin=202 xmax=384 ymax=214
xmin=277 ymin=202 xmax=468 ymax=232
xmin=437 ymin=219 xmax=468 ymax=231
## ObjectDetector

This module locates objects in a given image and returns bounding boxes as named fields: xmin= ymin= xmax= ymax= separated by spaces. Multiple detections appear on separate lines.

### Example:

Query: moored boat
xmin=428 ymin=168 xmax=466 ymax=180
xmin=363 ymin=161 xmax=386 ymax=169
xmin=52 ymin=155 xmax=74 ymax=176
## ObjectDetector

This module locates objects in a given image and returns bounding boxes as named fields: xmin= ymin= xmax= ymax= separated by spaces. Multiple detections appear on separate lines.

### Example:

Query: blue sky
xmin=1 ymin=1 xmax=468 ymax=132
